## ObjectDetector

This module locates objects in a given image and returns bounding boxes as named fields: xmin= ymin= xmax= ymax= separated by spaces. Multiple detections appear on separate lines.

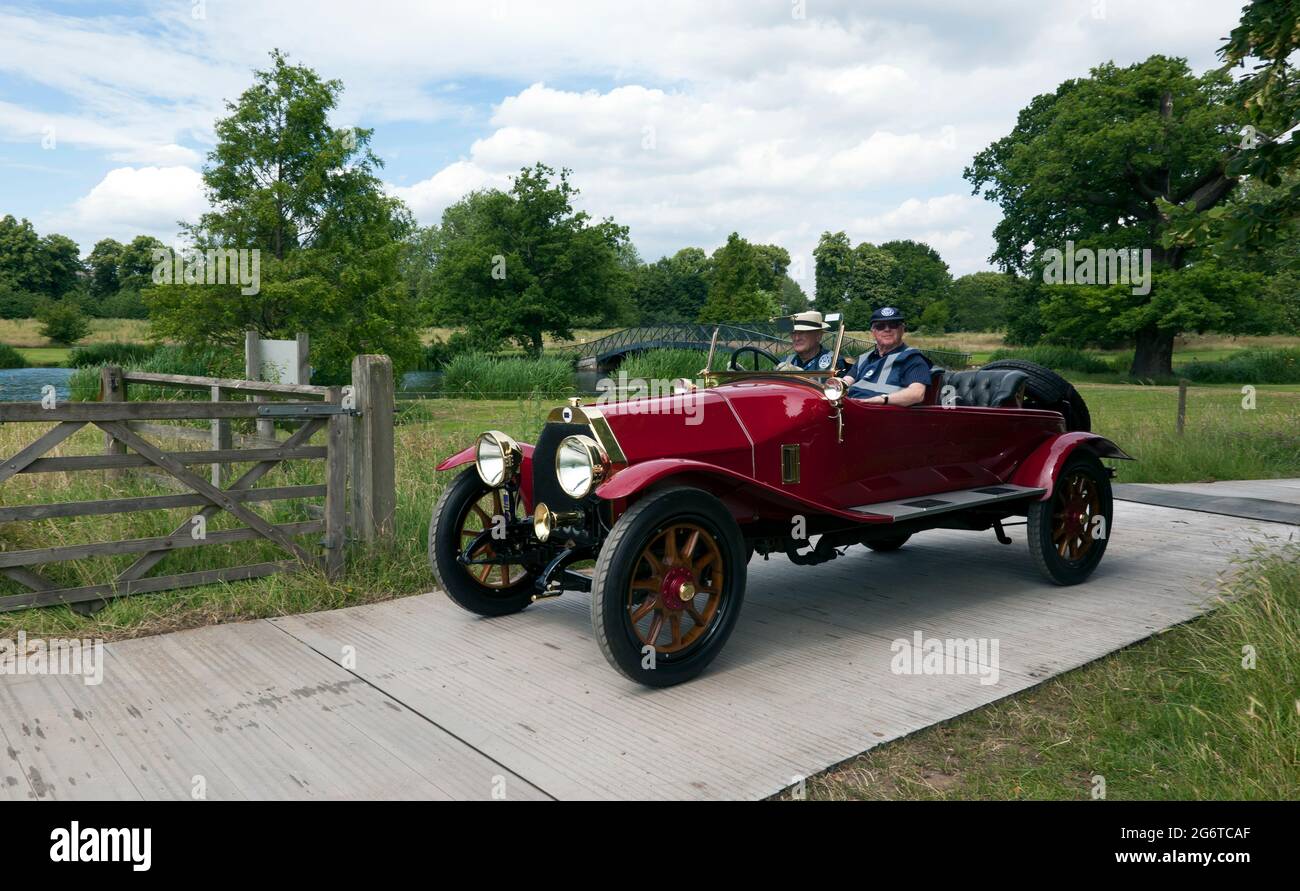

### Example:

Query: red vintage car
xmin=430 ymin=319 xmax=1132 ymax=686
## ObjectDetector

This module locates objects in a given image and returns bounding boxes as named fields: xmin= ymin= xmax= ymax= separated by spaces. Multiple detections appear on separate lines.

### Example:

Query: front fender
xmin=435 ymin=443 xmax=537 ymax=511
xmin=1010 ymin=432 xmax=1133 ymax=499
xmin=596 ymin=458 xmax=893 ymax=523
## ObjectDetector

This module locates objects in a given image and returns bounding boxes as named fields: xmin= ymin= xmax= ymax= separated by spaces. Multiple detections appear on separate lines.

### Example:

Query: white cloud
xmin=48 ymin=166 xmax=207 ymax=250
xmin=1 ymin=0 xmax=1248 ymax=275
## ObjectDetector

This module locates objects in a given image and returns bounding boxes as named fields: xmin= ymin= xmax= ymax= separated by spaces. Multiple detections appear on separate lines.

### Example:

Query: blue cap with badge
xmin=870 ymin=306 xmax=905 ymax=324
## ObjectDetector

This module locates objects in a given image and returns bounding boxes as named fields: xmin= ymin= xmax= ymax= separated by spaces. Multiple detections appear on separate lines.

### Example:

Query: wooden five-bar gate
xmin=0 ymin=355 xmax=395 ymax=614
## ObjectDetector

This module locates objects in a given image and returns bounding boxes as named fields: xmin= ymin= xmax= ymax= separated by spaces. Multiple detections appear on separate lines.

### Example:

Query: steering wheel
xmin=728 ymin=345 xmax=782 ymax=371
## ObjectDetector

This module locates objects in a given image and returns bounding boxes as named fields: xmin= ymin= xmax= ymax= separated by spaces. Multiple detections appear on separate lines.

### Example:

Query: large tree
xmin=628 ymin=247 xmax=711 ymax=323
xmin=812 ymin=231 xmax=898 ymax=328
xmin=880 ymin=239 xmax=951 ymax=321
xmin=966 ymin=54 xmax=1264 ymax=376
xmin=427 ymin=164 xmax=630 ymax=355
xmin=948 ymin=271 xmax=1025 ymax=332
xmin=696 ymin=232 xmax=788 ymax=323
xmin=87 ymin=238 xmax=124 ymax=300
xmin=146 ymin=50 xmax=421 ymax=382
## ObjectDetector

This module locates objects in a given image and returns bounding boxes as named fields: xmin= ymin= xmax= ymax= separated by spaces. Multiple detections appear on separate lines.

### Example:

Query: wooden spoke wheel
xmin=429 ymin=468 xmax=534 ymax=617
xmin=591 ymin=487 xmax=747 ymax=687
xmin=1027 ymin=452 xmax=1112 ymax=585
xmin=458 ymin=487 xmax=528 ymax=589
xmin=1050 ymin=471 xmax=1101 ymax=563
xmin=627 ymin=522 xmax=725 ymax=655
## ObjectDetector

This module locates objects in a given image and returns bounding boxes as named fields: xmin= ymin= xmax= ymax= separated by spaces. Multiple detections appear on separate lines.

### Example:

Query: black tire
xmin=429 ymin=468 xmax=534 ymax=616
xmin=1059 ymin=385 xmax=1092 ymax=432
xmin=1027 ymin=451 xmax=1112 ymax=585
xmin=983 ymin=359 xmax=1091 ymax=431
xmin=865 ymin=533 xmax=911 ymax=552
xmin=591 ymin=487 xmax=747 ymax=687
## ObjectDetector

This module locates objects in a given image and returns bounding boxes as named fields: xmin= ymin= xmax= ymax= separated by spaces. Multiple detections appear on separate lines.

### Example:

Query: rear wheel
xmin=591 ymin=487 xmax=747 ymax=687
xmin=1027 ymin=452 xmax=1112 ymax=584
xmin=429 ymin=468 xmax=534 ymax=616
xmin=865 ymin=533 xmax=911 ymax=552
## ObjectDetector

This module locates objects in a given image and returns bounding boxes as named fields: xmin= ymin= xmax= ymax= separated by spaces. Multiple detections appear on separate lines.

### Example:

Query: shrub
xmin=986 ymin=345 xmax=1112 ymax=374
xmin=0 ymin=281 xmax=39 ymax=319
xmin=0 ymin=343 xmax=28 ymax=369
xmin=1177 ymin=348 xmax=1300 ymax=384
xmin=36 ymin=301 xmax=92 ymax=344
xmin=440 ymin=354 xmax=574 ymax=399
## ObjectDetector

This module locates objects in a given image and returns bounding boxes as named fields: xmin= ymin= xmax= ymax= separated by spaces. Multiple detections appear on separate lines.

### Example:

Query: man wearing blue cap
xmin=838 ymin=306 xmax=931 ymax=406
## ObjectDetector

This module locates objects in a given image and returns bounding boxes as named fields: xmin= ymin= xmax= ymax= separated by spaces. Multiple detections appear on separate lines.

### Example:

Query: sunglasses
xmin=871 ymin=321 xmax=903 ymax=331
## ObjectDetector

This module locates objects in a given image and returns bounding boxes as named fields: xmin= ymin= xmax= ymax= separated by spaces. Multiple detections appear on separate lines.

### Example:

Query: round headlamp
xmin=823 ymin=376 xmax=846 ymax=404
xmin=475 ymin=430 xmax=521 ymax=487
xmin=555 ymin=434 xmax=608 ymax=498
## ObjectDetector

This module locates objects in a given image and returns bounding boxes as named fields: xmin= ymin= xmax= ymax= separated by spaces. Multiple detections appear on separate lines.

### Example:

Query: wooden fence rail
xmin=0 ymin=355 xmax=395 ymax=613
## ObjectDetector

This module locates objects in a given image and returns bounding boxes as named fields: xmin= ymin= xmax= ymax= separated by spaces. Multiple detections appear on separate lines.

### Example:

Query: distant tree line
xmin=0 ymin=216 xmax=160 ymax=321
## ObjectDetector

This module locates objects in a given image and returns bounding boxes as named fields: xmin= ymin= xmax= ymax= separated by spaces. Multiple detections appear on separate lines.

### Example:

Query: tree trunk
xmin=1129 ymin=326 xmax=1175 ymax=378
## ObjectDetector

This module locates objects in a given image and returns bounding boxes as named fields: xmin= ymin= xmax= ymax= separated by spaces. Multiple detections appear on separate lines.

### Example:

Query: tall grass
xmin=986 ymin=345 xmax=1113 ymax=374
xmin=440 ymin=353 xmax=575 ymax=399
xmin=67 ymin=342 xmax=158 ymax=368
xmin=1177 ymin=348 xmax=1300 ymax=384
xmin=69 ymin=344 xmax=243 ymax=400
xmin=619 ymin=348 xmax=711 ymax=382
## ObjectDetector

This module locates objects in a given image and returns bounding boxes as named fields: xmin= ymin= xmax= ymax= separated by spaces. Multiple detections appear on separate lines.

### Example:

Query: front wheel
xmin=429 ymin=468 xmax=535 ymax=616
xmin=591 ymin=487 xmax=747 ymax=687
xmin=1027 ymin=452 xmax=1112 ymax=584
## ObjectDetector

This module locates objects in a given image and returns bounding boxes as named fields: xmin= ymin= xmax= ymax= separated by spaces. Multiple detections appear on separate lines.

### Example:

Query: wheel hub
xmin=660 ymin=566 xmax=695 ymax=610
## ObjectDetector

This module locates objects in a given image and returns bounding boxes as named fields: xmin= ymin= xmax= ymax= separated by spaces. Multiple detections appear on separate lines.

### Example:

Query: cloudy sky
xmin=0 ymin=0 xmax=1244 ymax=283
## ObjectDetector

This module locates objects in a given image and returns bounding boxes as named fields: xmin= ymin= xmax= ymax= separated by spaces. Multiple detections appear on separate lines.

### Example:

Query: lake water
xmin=0 ymin=367 xmax=75 ymax=402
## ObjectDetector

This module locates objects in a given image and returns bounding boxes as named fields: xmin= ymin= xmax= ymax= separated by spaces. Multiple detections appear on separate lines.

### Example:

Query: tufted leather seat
xmin=944 ymin=368 xmax=1028 ymax=408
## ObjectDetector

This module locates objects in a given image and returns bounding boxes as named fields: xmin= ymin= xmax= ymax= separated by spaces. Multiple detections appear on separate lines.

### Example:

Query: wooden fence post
xmin=324 ymin=385 xmax=348 ymax=577
xmin=100 ymin=365 xmax=125 ymax=478
xmin=350 ymin=354 xmax=395 ymax=544
xmin=1176 ymin=379 xmax=1188 ymax=436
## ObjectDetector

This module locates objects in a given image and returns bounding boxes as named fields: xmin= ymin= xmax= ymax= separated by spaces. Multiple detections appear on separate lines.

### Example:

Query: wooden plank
xmin=0 ymin=521 xmax=323 ymax=568
xmin=273 ymin=502 xmax=1295 ymax=800
xmin=0 ymin=484 xmax=326 ymax=523
xmin=128 ymin=421 xmax=283 ymax=450
xmin=2 ymin=566 xmax=56 ymax=591
xmin=95 ymin=421 xmax=319 ymax=568
xmin=0 ymin=622 xmax=550 ymax=800
xmin=0 ymin=421 xmax=85 ymax=485
xmin=22 ymin=445 xmax=326 ymax=473
xmin=0 ymin=401 xmax=328 ymax=421
xmin=0 ymin=560 xmax=298 ymax=611
xmin=124 ymin=370 xmax=330 ymax=397
xmin=113 ymin=418 xmax=326 ymax=585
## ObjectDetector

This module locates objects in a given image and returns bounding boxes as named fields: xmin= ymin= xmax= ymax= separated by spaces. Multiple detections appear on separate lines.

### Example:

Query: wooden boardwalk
xmin=3 ymin=480 xmax=1296 ymax=800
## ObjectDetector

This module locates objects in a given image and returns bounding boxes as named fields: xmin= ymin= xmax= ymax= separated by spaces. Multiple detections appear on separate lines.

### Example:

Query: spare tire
xmin=982 ymin=358 xmax=1091 ymax=432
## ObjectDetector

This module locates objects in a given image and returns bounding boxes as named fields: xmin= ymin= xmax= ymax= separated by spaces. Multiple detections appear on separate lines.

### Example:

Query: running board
xmin=850 ymin=483 xmax=1045 ymax=521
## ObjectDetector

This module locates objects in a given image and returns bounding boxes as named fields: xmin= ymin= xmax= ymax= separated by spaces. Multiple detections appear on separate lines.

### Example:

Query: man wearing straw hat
xmin=778 ymin=310 xmax=849 ymax=373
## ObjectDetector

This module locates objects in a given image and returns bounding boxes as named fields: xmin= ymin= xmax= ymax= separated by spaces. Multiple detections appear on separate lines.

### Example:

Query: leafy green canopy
xmin=146 ymin=50 xmax=421 ymax=383
xmin=965 ymin=54 xmax=1276 ymax=376
xmin=426 ymin=163 xmax=631 ymax=356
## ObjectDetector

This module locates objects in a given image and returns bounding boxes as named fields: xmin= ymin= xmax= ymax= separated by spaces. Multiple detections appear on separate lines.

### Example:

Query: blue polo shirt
xmin=782 ymin=346 xmax=848 ymax=373
xmin=846 ymin=343 xmax=931 ymax=399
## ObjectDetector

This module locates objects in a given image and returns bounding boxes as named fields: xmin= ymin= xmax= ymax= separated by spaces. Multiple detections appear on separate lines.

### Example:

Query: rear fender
xmin=435 ymin=443 xmax=536 ymax=512
xmin=1010 ymin=433 xmax=1133 ymax=499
